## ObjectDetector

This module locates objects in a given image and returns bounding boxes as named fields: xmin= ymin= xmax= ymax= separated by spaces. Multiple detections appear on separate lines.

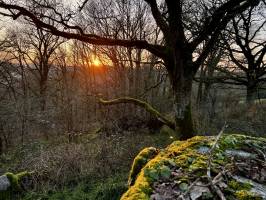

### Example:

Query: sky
xmin=0 ymin=0 xmax=79 ymax=36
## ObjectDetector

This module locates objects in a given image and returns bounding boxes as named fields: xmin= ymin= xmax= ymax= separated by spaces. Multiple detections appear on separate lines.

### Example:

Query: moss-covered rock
xmin=0 ymin=171 xmax=31 ymax=199
xmin=121 ymin=134 xmax=266 ymax=200
xmin=128 ymin=147 xmax=159 ymax=186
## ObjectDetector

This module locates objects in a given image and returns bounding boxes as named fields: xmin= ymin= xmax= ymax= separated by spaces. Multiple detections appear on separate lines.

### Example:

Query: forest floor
xmin=0 ymin=117 xmax=176 ymax=200
xmin=0 ymin=103 xmax=266 ymax=200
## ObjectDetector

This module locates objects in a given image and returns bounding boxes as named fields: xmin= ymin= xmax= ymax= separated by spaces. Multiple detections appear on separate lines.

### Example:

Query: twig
xmin=177 ymin=177 xmax=201 ymax=200
xmin=207 ymin=122 xmax=228 ymax=177
xmin=206 ymin=122 xmax=228 ymax=200
xmin=207 ymin=176 xmax=227 ymax=200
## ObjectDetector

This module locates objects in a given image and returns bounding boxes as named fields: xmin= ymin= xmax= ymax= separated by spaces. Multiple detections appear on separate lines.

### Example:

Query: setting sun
xmin=92 ymin=58 xmax=101 ymax=66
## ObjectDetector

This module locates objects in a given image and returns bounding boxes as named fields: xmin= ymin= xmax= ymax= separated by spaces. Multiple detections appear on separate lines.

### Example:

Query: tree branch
xmin=190 ymin=0 xmax=260 ymax=50
xmin=143 ymin=0 xmax=169 ymax=37
xmin=0 ymin=2 xmax=166 ymax=59
xmin=99 ymin=97 xmax=175 ymax=129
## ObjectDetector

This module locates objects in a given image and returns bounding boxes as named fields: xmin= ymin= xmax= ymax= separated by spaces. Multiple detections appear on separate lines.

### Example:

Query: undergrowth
xmin=0 ymin=124 xmax=174 ymax=200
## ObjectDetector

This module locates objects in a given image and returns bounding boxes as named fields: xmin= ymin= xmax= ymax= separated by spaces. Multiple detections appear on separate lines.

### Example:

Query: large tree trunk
xmin=246 ymin=84 xmax=258 ymax=104
xmin=171 ymin=76 xmax=194 ymax=140
xmin=166 ymin=53 xmax=196 ymax=140
xmin=0 ymin=136 xmax=2 ymax=155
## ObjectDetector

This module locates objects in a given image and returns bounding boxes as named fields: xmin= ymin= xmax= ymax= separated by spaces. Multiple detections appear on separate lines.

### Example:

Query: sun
xmin=92 ymin=58 xmax=101 ymax=66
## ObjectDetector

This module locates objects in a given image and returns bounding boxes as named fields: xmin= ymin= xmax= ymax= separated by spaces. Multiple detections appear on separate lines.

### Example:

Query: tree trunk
xmin=246 ymin=84 xmax=258 ymax=104
xmin=171 ymin=76 xmax=195 ymax=140
xmin=196 ymin=65 xmax=205 ymax=107
xmin=0 ymin=136 xmax=3 ymax=155
xmin=40 ymin=77 xmax=47 ymax=111
xmin=166 ymin=53 xmax=196 ymax=140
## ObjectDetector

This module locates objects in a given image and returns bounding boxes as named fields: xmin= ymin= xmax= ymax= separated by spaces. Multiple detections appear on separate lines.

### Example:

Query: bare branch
xmin=0 ymin=2 xmax=167 ymax=59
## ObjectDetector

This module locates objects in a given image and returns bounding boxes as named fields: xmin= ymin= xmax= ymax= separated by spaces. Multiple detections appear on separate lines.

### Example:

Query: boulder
xmin=121 ymin=134 xmax=266 ymax=200
xmin=0 ymin=175 xmax=10 ymax=191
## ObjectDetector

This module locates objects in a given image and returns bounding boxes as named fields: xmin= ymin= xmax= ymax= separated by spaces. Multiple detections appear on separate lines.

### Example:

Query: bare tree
xmin=219 ymin=5 xmax=266 ymax=103
xmin=5 ymin=26 xmax=63 ymax=110
xmin=0 ymin=0 xmax=262 ymax=139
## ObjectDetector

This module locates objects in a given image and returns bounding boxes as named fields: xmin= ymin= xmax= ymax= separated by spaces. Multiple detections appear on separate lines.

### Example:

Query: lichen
xmin=121 ymin=134 xmax=266 ymax=200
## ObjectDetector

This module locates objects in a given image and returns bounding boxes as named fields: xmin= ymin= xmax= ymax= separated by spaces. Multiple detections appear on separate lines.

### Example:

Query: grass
xmin=0 ymin=125 xmax=175 ymax=200
xmin=21 ymin=173 xmax=127 ymax=200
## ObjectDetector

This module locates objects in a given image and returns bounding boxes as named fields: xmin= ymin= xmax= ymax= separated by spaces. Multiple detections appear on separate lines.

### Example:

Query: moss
xmin=121 ymin=134 xmax=266 ymax=200
xmin=128 ymin=147 xmax=159 ymax=186
xmin=121 ymin=136 xmax=209 ymax=200
xmin=122 ymin=170 xmax=151 ymax=200
xmin=235 ymin=190 xmax=262 ymax=200
xmin=5 ymin=171 xmax=30 ymax=191
xmin=227 ymin=180 xmax=262 ymax=200
xmin=99 ymin=97 xmax=175 ymax=128
xmin=188 ymin=154 xmax=207 ymax=172
xmin=228 ymin=180 xmax=252 ymax=191
xmin=219 ymin=134 xmax=266 ymax=151
xmin=0 ymin=171 xmax=31 ymax=200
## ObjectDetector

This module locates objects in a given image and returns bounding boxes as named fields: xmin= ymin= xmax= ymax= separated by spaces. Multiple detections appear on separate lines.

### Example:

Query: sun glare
xmin=92 ymin=58 xmax=101 ymax=66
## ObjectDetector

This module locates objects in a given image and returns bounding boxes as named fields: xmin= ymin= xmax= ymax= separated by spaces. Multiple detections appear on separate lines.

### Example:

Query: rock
xmin=0 ymin=175 xmax=10 ymax=191
xmin=189 ymin=182 xmax=211 ymax=200
xmin=233 ymin=175 xmax=266 ymax=199
xmin=0 ymin=171 xmax=32 ymax=199
xmin=121 ymin=134 xmax=266 ymax=200
xmin=225 ymin=149 xmax=256 ymax=159
xmin=127 ymin=147 xmax=159 ymax=186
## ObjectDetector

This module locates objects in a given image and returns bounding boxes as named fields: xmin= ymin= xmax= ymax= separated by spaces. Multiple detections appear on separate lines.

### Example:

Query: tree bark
xmin=170 ymin=73 xmax=195 ymax=140
xmin=246 ymin=84 xmax=258 ymax=104
xmin=164 ymin=43 xmax=196 ymax=140
xmin=40 ymin=78 xmax=47 ymax=111
xmin=196 ymin=65 xmax=205 ymax=107
xmin=0 ymin=136 xmax=3 ymax=155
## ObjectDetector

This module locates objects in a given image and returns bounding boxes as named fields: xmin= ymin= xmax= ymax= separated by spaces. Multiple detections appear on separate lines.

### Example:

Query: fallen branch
xmin=207 ymin=123 xmax=228 ymax=177
xmin=99 ymin=97 xmax=175 ymax=129
xmin=206 ymin=122 xmax=228 ymax=200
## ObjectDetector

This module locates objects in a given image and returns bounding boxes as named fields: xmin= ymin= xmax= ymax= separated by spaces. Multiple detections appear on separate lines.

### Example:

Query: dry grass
xmin=194 ymin=100 xmax=266 ymax=137
xmin=0 ymin=122 xmax=173 ymax=195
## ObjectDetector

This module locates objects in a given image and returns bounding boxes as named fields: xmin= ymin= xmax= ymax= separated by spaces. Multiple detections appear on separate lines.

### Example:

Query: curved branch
xmin=99 ymin=97 xmax=175 ymax=129
xmin=0 ymin=3 xmax=166 ymax=59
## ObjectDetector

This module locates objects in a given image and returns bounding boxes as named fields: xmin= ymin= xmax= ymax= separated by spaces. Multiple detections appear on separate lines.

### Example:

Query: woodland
xmin=0 ymin=0 xmax=265 ymax=199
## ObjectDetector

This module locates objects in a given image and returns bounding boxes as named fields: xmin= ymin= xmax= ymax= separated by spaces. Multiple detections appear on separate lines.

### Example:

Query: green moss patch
xmin=0 ymin=171 xmax=31 ymax=200
xmin=121 ymin=134 xmax=266 ymax=200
